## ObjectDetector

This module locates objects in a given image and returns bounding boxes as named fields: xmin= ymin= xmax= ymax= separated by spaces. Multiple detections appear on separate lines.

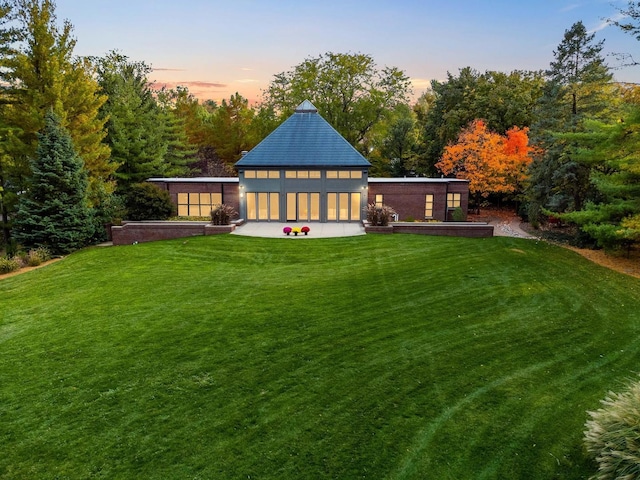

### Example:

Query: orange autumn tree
xmin=435 ymin=119 xmax=536 ymax=211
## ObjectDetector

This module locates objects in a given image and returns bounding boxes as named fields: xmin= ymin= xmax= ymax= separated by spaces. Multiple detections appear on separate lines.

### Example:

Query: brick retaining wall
xmin=111 ymin=221 xmax=236 ymax=245
xmin=364 ymin=222 xmax=494 ymax=238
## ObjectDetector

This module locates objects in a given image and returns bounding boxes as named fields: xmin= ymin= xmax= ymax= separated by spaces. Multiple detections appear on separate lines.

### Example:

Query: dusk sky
xmin=55 ymin=0 xmax=640 ymax=104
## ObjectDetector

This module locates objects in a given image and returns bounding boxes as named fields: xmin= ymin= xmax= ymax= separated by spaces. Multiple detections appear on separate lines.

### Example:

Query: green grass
xmin=1 ymin=234 xmax=640 ymax=479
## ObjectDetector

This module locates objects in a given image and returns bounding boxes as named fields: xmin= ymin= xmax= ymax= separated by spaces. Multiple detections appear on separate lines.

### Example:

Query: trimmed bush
xmin=124 ymin=183 xmax=174 ymax=221
xmin=584 ymin=377 xmax=640 ymax=480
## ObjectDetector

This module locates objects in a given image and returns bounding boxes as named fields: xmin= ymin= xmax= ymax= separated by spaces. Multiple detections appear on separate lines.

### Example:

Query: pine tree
xmin=96 ymin=52 xmax=193 ymax=192
xmin=13 ymin=110 xmax=93 ymax=254
xmin=527 ymin=21 xmax=615 ymax=221
xmin=561 ymin=90 xmax=640 ymax=250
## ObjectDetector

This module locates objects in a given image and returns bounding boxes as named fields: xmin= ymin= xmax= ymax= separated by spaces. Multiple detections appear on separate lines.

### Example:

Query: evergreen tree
xmin=4 ymin=0 xmax=113 ymax=202
xmin=526 ymin=21 xmax=615 ymax=222
xmin=561 ymin=92 xmax=640 ymax=250
xmin=13 ymin=110 xmax=93 ymax=253
xmin=96 ymin=52 xmax=193 ymax=192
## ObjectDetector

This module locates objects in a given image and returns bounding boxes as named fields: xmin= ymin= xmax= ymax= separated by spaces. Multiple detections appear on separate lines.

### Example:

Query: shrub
xmin=365 ymin=203 xmax=396 ymax=226
xmin=211 ymin=204 xmax=238 ymax=225
xmin=124 ymin=183 xmax=174 ymax=221
xmin=25 ymin=247 xmax=51 ymax=267
xmin=0 ymin=255 xmax=21 ymax=274
xmin=584 ymin=377 xmax=640 ymax=480
xmin=452 ymin=207 xmax=465 ymax=222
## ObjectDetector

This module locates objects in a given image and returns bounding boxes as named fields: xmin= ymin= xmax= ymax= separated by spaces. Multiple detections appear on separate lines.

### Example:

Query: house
xmin=149 ymin=101 xmax=469 ymax=223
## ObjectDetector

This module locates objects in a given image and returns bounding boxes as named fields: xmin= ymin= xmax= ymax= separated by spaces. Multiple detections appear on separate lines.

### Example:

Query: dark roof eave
xmin=235 ymin=163 xmax=371 ymax=169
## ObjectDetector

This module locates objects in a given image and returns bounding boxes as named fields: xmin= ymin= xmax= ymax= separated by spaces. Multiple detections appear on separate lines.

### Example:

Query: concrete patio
xmin=231 ymin=222 xmax=366 ymax=238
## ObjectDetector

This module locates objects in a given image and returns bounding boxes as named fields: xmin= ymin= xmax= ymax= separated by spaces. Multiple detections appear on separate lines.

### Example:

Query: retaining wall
xmin=364 ymin=221 xmax=494 ymax=238
xmin=111 ymin=221 xmax=236 ymax=245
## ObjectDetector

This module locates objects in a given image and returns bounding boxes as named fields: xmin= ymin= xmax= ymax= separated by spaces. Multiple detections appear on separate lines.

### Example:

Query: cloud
xmin=240 ymin=67 xmax=253 ymax=71
xmin=410 ymin=78 xmax=432 ymax=89
xmin=590 ymin=12 xmax=626 ymax=33
xmin=560 ymin=3 xmax=581 ymax=13
xmin=152 ymin=67 xmax=187 ymax=72
xmin=237 ymin=78 xmax=259 ymax=84
xmin=152 ymin=80 xmax=227 ymax=89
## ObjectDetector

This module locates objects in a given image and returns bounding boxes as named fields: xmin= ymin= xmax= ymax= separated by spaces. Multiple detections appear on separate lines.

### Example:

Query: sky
xmin=54 ymin=0 xmax=640 ymax=104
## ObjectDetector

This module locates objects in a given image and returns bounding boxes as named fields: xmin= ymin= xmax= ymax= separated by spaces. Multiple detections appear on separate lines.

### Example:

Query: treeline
xmin=0 ymin=0 xmax=639 ymax=254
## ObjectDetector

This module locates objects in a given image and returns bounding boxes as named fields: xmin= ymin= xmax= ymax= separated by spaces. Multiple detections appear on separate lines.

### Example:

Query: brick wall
xmin=149 ymin=180 xmax=240 ymax=214
xmin=368 ymin=180 xmax=469 ymax=221
xmin=111 ymin=221 xmax=235 ymax=245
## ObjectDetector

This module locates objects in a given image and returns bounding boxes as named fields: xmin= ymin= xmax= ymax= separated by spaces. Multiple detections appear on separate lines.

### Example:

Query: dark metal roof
xmin=235 ymin=100 xmax=371 ymax=168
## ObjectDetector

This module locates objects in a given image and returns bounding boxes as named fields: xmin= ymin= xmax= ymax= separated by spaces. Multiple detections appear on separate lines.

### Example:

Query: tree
xmin=609 ymin=1 xmax=640 ymax=66
xmin=546 ymin=21 xmax=613 ymax=120
xmin=367 ymin=103 xmax=419 ymax=177
xmin=417 ymin=68 xmax=544 ymax=175
xmin=560 ymin=93 xmax=640 ymax=250
xmin=96 ymin=52 xmax=191 ymax=192
xmin=12 ymin=111 xmax=93 ymax=253
xmin=189 ymin=146 xmax=234 ymax=177
xmin=4 ymin=0 xmax=113 ymax=201
xmin=263 ymin=52 xmax=411 ymax=152
xmin=0 ymin=1 xmax=19 ymax=245
xmin=526 ymin=21 xmax=614 ymax=222
xmin=208 ymin=93 xmax=256 ymax=165
xmin=123 ymin=182 xmax=173 ymax=221
xmin=436 ymin=119 xmax=535 ymax=211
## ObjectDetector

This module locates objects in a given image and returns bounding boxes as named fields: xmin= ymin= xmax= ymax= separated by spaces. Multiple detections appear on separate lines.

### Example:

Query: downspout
xmin=443 ymin=180 xmax=449 ymax=222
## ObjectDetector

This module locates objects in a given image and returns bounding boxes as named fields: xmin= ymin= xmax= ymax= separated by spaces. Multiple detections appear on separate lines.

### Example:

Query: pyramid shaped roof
xmin=235 ymin=101 xmax=371 ymax=168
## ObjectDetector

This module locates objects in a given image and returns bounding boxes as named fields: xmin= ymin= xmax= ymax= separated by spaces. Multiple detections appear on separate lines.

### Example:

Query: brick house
xmin=149 ymin=101 xmax=468 ymax=222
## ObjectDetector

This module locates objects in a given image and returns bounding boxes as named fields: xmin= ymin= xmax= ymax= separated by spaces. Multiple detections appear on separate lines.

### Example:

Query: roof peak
xmin=295 ymin=100 xmax=318 ymax=113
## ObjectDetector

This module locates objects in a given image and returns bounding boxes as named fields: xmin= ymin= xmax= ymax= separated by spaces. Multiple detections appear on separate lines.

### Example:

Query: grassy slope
xmin=1 ymin=234 xmax=639 ymax=479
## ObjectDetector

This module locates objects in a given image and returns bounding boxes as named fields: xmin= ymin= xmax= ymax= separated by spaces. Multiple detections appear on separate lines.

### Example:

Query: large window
xmin=177 ymin=192 xmax=222 ymax=216
xmin=247 ymin=192 xmax=279 ymax=220
xmin=447 ymin=193 xmax=461 ymax=208
xmin=425 ymin=194 xmax=434 ymax=218
xmin=286 ymin=192 xmax=320 ymax=221
xmin=327 ymin=192 xmax=361 ymax=221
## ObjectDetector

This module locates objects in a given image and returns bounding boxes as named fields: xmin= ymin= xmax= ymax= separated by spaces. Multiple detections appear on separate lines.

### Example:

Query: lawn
xmin=1 ymin=234 xmax=639 ymax=479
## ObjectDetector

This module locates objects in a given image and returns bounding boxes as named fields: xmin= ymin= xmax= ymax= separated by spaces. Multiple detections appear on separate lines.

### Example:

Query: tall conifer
xmin=527 ymin=21 xmax=615 ymax=220
xmin=13 ymin=110 xmax=93 ymax=253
